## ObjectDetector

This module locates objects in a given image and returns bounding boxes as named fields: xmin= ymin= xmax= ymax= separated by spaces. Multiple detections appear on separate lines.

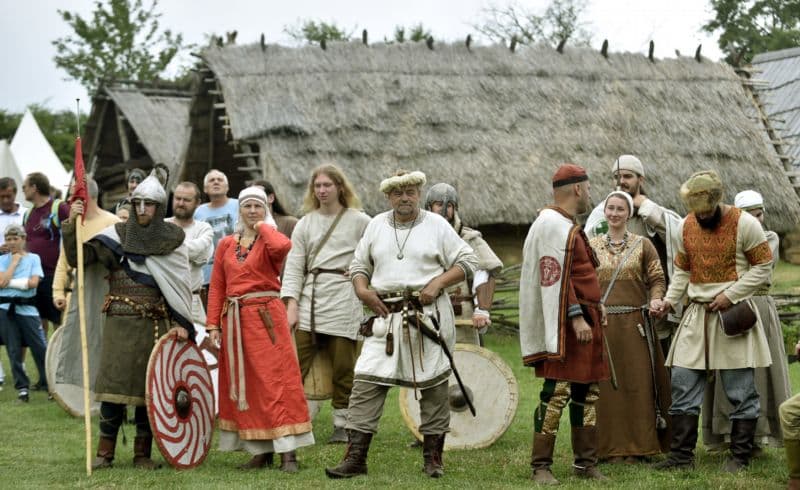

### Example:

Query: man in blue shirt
xmin=0 ymin=224 xmax=46 ymax=402
xmin=193 ymin=170 xmax=238 ymax=290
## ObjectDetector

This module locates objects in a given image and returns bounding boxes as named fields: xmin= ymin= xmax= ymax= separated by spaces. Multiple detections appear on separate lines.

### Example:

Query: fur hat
xmin=680 ymin=170 xmax=723 ymax=214
xmin=380 ymin=170 xmax=427 ymax=193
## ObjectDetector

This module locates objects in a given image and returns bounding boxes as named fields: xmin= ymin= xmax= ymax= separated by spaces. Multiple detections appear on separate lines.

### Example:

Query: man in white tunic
xmin=653 ymin=170 xmax=772 ymax=473
xmin=166 ymin=181 xmax=215 ymax=404
xmin=281 ymin=164 xmax=370 ymax=444
xmin=424 ymin=183 xmax=503 ymax=345
xmin=325 ymin=170 xmax=477 ymax=479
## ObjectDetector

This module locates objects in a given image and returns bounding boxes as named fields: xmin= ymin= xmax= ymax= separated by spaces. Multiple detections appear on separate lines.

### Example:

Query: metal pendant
xmin=397 ymin=253 xmax=404 ymax=260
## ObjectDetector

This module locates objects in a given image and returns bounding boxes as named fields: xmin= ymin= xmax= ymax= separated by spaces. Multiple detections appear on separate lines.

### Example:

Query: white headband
xmin=734 ymin=190 xmax=764 ymax=210
xmin=604 ymin=191 xmax=635 ymax=218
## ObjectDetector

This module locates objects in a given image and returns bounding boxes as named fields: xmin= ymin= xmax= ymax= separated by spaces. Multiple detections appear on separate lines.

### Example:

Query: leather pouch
xmin=719 ymin=301 xmax=757 ymax=337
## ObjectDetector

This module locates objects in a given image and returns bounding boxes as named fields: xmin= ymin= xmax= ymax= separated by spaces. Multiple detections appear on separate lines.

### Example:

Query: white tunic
xmin=166 ymin=217 xmax=214 ymax=325
xmin=350 ymin=210 xmax=477 ymax=388
xmin=280 ymin=208 xmax=371 ymax=340
xmin=664 ymin=209 xmax=772 ymax=370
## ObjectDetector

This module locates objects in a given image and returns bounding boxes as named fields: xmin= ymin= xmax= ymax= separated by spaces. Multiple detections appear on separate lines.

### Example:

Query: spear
xmin=71 ymin=99 xmax=92 ymax=476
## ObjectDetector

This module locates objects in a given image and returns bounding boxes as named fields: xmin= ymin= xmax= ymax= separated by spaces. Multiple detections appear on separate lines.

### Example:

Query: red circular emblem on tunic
xmin=539 ymin=256 xmax=562 ymax=286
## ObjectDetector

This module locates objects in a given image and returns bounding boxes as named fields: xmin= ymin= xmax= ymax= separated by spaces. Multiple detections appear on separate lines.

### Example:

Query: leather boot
xmin=133 ymin=436 xmax=162 ymax=470
xmin=653 ymin=413 xmax=698 ymax=470
xmin=571 ymin=426 xmax=608 ymax=480
xmin=786 ymin=439 xmax=800 ymax=490
xmin=92 ymin=436 xmax=116 ymax=470
xmin=238 ymin=452 xmax=273 ymax=470
xmin=422 ymin=434 xmax=445 ymax=478
xmin=724 ymin=418 xmax=757 ymax=472
xmin=530 ymin=432 xmax=559 ymax=485
xmin=279 ymin=451 xmax=299 ymax=473
xmin=325 ymin=430 xmax=373 ymax=478
xmin=328 ymin=409 xmax=349 ymax=444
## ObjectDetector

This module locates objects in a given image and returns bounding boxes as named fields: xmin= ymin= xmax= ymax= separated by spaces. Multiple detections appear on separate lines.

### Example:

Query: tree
xmin=390 ymin=23 xmax=432 ymax=43
xmin=703 ymin=0 xmax=800 ymax=66
xmin=475 ymin=0 xmax=592 ymax=47
xmin=284 ymin=20 xmax=353 ymax=45
xmin=52 ymin=0 xmax=189 ymax=93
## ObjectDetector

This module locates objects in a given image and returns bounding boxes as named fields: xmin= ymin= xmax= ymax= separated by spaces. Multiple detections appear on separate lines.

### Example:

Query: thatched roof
xmin=105 ymin=88 xmax=192 ymax=177
xmin=195 ymin=41 xmax=800 ymax=232
xmin=84 ymin=86 xmax=191 ymax=207
xmin=753 ymin=47 xmax=800 ymax=169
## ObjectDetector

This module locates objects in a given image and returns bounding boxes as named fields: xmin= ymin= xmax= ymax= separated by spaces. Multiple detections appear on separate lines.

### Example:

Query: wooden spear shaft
xmin=76 ymin=99 xmax=92 ymax=476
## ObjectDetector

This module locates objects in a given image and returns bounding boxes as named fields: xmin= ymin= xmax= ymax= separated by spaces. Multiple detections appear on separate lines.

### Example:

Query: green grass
xmin=0 ymin=333 xmax=795 ymax=488
xmin=774 ymin=260 xmax=800 ymax=295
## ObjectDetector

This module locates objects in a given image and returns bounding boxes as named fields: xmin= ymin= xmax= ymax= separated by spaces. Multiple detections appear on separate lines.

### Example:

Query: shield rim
xmin=399 ymin=343 xmax=519 ymax=450
xmin=146 ymin=334 xmax=215 ymax=469
xmin=46 ymin=325 xmax=101 ymax=418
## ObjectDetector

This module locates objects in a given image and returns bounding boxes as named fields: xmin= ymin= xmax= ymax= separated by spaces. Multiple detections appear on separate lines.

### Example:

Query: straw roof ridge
xmin=195 ymin=40 xmax=800 ymax=232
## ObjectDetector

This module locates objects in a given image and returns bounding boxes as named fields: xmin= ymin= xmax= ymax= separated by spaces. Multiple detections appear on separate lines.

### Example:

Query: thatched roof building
xmin=83 ymin=86 xmax=192 ymax=206
xmin=182 ymin=41 xmax=800 ymax=232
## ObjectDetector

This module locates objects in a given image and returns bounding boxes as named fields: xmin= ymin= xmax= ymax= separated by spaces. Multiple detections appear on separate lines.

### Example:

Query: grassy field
xmin=774 ymin=260 xmax=800 ymax=295
xmin=0 ymin=331 xmax=796 ymax=489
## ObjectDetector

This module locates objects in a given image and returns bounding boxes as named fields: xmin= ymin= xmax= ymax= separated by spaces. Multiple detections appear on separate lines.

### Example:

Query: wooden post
xmin=115 ymin=106 xmax=131 ymax=162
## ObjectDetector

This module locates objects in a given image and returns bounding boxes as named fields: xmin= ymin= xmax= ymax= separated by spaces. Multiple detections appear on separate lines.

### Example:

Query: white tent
xmin=9 ymin=110 xmax=71 ymax=195
xmin=0 ymin=140 xmax=25 ymax=203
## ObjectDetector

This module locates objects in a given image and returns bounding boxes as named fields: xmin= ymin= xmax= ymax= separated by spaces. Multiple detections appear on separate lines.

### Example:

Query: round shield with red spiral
xmin=146 ymin=334 xmax=215 ymax=469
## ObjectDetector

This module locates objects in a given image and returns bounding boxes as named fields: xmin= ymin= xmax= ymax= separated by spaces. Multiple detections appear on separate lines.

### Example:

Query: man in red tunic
xmin=519 ymin=164 xmax=610 ymax=484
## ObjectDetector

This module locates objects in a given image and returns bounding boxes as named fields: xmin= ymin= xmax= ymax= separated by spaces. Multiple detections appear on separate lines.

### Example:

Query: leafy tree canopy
xmin=475 ymin=0 xmax=592 ymax=47
xmin=703 ymin=0 xmax=800 ymax=65
xmin=389 ymin=23 xmax=432 ymax=43
xmin=284 ymin=20 xmax=353 ymax=45
xmin=52 ymin=0 xmax=189 ymax=93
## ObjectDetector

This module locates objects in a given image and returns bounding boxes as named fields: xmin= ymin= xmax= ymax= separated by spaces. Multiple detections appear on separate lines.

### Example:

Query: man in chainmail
xmin=63 ymin=167 xmax=195 ymax=470
xmin=424 ymin=183 xmax=503 ymax=344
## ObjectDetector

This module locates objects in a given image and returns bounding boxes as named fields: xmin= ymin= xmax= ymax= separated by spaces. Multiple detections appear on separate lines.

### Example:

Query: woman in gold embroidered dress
xmin=589 ymin=191 xmax=671 ymax=462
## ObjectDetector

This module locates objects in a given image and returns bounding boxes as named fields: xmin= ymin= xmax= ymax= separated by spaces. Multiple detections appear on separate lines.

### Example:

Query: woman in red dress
xmin=207 ymin=186 xmax=313 ymax=472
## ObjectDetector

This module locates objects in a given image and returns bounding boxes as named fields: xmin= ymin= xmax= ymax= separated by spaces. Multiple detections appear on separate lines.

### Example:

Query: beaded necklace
xmin=235 ymin=234 xmax=258 ymax=263
xmin=605 ymin=231 xmax=629 ymax=255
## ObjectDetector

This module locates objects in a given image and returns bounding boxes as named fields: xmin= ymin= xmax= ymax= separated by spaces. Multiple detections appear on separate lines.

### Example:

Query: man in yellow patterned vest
xmin=653 ymin=170 xmax=772 ymax=473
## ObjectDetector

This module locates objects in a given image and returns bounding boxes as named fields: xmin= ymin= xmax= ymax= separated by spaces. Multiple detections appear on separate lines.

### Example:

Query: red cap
xmin=552 ymin=163 xmax=588 ymax=188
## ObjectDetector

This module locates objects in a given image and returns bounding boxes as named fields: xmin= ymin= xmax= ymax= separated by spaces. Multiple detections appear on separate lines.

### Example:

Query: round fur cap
xmin=380 ymin=170 xmax=427 ymax=193
xmin=680 ymin=170 xmax=723 ymax=213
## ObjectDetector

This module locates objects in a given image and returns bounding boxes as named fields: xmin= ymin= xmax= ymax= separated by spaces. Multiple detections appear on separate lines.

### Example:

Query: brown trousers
xmin=345 ymin=380 xmax=450 ymax=435
xmin=295 ymin=329 xmax=357 ymax=409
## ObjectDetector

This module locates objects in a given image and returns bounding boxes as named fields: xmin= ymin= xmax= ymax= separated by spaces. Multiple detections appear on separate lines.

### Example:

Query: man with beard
xmin=519 ymin=163 xmax=609 ymax=484
xmin=652 ymin=170 xmax=772 ymax=473
xmin=585 ymin=155 xmax=682 ymax=353
xmin=423 ymin=183 xmax=503 ymax=344
xmin=325 ymin=170 xmax=476 ymax=479
xmin=166 ymin=182 xmax=214 ymax=373
xmin=64 ymin=168 xmax=194 ymax=470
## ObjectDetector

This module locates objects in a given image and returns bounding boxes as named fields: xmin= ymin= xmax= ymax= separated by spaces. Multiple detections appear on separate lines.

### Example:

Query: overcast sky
xmin=0 ymin=0 xmax=723 ymax=112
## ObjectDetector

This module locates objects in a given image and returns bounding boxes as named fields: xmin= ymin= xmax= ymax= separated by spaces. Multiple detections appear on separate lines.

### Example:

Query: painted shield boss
xmin=46 ymin=325 xmax=100 ymax=417
xmin=399 ymin=343 xmax=519 ymax=450
xmin=146 ymin=334 xmax=215 ymax=469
